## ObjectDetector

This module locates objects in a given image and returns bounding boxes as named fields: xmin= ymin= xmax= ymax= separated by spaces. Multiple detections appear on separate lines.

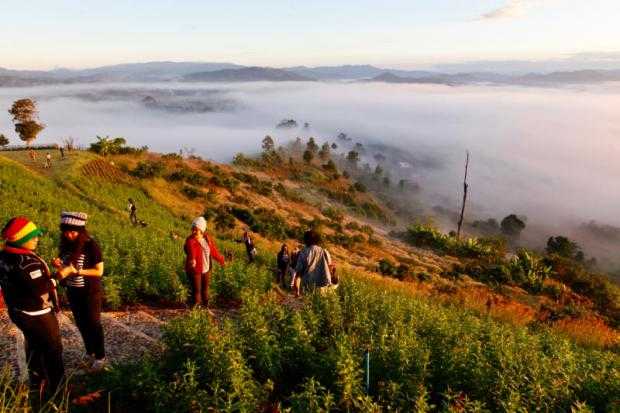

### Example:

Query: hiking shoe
xmin=90 ymin=358 xmax=106 ymax=371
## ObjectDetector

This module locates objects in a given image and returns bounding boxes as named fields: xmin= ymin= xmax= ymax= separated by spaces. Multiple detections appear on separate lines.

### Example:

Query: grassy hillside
xmin=1 ymin=147 xmax=619 ymax=411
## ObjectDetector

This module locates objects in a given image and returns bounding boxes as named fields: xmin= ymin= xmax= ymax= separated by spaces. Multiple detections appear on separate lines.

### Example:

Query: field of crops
xmin=92 ymin=265 xmax=619 ymax=412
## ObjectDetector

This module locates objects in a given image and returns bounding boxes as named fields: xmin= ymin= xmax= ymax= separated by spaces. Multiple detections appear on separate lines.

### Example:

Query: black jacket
xmin=0 ymin=248 xmax=55 ymax=314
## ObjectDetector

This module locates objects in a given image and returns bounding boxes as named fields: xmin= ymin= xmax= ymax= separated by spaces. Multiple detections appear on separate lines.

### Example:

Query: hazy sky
xmin=2 ymin=0 xmax=620 ymax=70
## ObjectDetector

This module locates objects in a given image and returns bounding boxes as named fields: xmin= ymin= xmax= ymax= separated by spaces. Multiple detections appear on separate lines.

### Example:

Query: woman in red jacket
xmin=184 ymin=217 xmax=225 ymax=308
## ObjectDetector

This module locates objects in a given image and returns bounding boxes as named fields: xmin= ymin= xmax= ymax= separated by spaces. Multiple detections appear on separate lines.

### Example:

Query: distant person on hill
xmin=29 ymin=149 xmax=37 ymax=161
xmin=0 ymin=217 xmax=65 ymax=396
xmin=52 ymin=212 xmax=106 ymax=371
xmin=239 ymin=230 xmax=257 ymax=263
xmin=184 ymin=217 xmax=225 ymax=309
xmin=127 ymin=198 xmax=137 ymax=226
xmin=276 ymin=244 xmax=290 ymax=288
xmin=44 ymin=152 xmax=51 ymax=168
xmin=59 ymin=146 xmax=65 ymax=159
xmin=294 ymin=230 xmax=334 ymax=294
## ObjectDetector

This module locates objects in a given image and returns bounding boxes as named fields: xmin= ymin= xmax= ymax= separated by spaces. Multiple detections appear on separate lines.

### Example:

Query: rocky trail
xmin=0 ymin=307 xmax=191 ymax=381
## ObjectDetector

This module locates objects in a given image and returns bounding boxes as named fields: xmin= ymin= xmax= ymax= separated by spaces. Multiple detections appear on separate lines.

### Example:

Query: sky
xmin=1 ymin=0 xmax=620 ymax=70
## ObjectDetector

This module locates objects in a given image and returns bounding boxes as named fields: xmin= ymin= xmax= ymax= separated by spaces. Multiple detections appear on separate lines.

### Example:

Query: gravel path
xmin=0 ymin=308 xmax=169 ymax=381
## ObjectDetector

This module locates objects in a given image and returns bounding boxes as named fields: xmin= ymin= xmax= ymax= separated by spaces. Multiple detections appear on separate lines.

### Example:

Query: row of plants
xmin=92 ymin=272 xmax=619 ymax=412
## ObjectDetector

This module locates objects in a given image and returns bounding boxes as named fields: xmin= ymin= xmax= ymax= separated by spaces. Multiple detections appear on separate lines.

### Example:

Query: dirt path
xmin=0 ymin=308 xmax=187 ymax=381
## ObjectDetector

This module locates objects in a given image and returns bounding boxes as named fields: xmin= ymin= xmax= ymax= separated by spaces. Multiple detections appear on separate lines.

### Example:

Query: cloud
xmin=480 ymin=0 xmax=535 ymax=20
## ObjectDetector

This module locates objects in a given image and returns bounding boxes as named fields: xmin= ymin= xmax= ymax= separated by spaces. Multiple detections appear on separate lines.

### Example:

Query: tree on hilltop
xmin=501 ymin=214 xmax=526 ymax=238
xmin=262 ymin=135 xmax=275 ymax=152
xmin=303 ymin=150 xmax=313 ymax=164
xmin=306 ymin=137 xmax=319 ymax=154
xmin=318 ymin=142 xmax=331 ymax=160
xmin=8 ymin=99 xmax=45 ymax=146
xmin=346 ymin=150 xmax=360 ymax=168
xmin=546 ymin=236 xmax=584 ymax=261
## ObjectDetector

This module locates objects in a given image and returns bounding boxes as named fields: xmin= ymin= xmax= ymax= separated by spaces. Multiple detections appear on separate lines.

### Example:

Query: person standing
xmin=184 ymin=217 xmax=225 ymax=308
xmin=241 ymin=230 xmax=257 ymax=263
xmin=127 ymin=198 xmax=137 ymax=226
xmin=293 ymin=230 xmax=334 ymax=294
xmin=289 ymin=245 xmax=302 ymax=297
xmin=44 ymin=152 xmax=52 ymax=169
xmin=0 ymin=217 xmax=65 ymax=396
xmin=276 ymin=244 xmax=290 ymax=288
xmin=59 ymin=146 xmax=65 ymax=160
xmin=52 ymin=212 xmax=106 ymax=371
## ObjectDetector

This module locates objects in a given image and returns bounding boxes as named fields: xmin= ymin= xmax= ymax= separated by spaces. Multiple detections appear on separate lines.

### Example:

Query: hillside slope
xmin=0 ymin=148 xmax=619 ymax=411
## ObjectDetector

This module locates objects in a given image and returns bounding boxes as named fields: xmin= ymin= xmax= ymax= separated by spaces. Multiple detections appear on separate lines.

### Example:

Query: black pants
xmin=67 ymin=285 xmax=105 ymax=359
xmin=10 ymin=310 xmax=65 ymax=393
xmin=188 ymin=271 xmax=210 ymax=307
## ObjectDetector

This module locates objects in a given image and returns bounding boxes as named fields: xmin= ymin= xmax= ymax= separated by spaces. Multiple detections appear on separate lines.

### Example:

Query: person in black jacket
xmin=0 ymin=217 xmax=65 ymax=396
xmin=52 ymin=211 xmax=106 ymax=371
xmin=276 ymin=244 xmax=290 ymax=288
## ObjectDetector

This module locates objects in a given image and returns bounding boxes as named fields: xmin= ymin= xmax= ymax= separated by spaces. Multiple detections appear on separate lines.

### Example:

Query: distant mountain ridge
xmin=182 ymin=66 xmax=313 ymax=82
xmin=3 ymin=61 xmax=620 ymax=87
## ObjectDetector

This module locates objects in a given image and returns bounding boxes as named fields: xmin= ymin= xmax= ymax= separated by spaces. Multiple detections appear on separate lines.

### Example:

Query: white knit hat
xmin=60 ymin=211 xmax=88 ymax=227
xmin=192 ymin=216 xmax=207 ymax=232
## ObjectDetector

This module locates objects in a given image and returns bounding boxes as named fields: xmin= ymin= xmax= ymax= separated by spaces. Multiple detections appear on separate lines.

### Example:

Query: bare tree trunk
xmin=456 ymin=151 xmax=470 ymax=239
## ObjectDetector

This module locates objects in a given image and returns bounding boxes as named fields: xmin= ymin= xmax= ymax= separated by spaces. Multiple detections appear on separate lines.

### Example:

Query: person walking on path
xmin=276 ymin=244 xmax=290 ymax=288
xmin=293 ymin=230 xmax=334 ymax=294
xmin=240 ymin=230 xmax=257 ymax=263
xmin=127 ymin=198 xmax=137 ymax=226
xmin=59 ymin=146 xmax=65 ymax=160
xmin=289 ymin=245 xmax=302 ymax=296
xmin=184 ymin=217 xmax=225 ymax=308
xmin=0 ymin=217 xmax=65 ymax=397
xmin=52 ymin=212 xmax=106 ymax=371
xmin=44 ymin=152 xmax=52 ymax=169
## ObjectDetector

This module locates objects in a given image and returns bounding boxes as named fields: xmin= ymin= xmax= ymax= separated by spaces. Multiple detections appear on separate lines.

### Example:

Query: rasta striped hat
xmin=60 ymin=211 xmax=88 ymax=231
xmin=1 ymin=217 xmax=44 ymax=246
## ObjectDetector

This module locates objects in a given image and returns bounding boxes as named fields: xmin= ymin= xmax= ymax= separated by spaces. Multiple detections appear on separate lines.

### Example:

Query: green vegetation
xmin=405 ymin=223 xmax=498 ymax=259
xmin=94 ymin=273 xmax=619 ymax=412
xmin=0 ymin=154 xmax=190 ymax=308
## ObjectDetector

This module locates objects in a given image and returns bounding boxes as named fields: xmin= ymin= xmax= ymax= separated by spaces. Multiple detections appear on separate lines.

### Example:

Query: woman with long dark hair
xmin=52 ymin=211 xmax=106 ymax=370
xmin=276 ymin=244 xmax=290 ymax=288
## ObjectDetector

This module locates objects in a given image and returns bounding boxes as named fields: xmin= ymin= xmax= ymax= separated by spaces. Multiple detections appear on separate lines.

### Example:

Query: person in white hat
xmin=183 ymin=217 xmax=225 ymax=308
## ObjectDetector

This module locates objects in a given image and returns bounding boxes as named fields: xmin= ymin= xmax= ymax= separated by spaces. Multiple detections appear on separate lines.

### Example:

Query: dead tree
xmin=456 ymin=151 xmax=470 ymax=239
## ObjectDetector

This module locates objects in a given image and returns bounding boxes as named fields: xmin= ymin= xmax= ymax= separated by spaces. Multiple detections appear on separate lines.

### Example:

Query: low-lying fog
xmin=1 ymin=81 xmax=619 ymax=266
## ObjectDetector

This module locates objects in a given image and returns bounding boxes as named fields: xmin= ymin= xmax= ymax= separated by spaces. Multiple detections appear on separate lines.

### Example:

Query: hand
xmin=190 ymin=259 xmax=196 ymax=268
xmin=51 ymin=258 xmax=62 ymax=269
xmin=58 ymin=264 xmax=77 ymax=279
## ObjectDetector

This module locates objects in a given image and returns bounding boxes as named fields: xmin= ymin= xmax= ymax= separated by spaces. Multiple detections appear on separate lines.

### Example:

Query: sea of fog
xmin=1 ymin=81 xmax=619 ymax=255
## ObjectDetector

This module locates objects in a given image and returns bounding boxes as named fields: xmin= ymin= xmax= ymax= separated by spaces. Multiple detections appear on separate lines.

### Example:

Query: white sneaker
xmin=90 ymin=358 xmax=106 ymax=371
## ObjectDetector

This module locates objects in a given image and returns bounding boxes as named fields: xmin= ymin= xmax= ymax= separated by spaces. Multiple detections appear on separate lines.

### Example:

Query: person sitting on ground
xmin=293 ymin=230 xmax=334 ymax=295
xmin=184 ymin=217 xmax=225 ymax=309
xmin=0 ymin=217 xmax=65 ymax=397
xmin=52 ymin=211 xmax=106 ymax=371
xmin=276 ymin=244 xmax=290 ymax=288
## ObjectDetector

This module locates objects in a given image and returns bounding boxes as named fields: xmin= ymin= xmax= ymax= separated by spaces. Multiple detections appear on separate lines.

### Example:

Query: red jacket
xmin=184 ymin=234 xmax=225 ymax=275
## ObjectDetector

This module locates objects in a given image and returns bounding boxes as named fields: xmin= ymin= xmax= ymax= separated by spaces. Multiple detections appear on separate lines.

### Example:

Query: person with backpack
xmin=51 ymin=212 xmax=106 ymax=371
xmin=184 ymin=217 xmax=225 ymax=308
xmin=276 ymin=244 xmax=290 ymax=288
xmin=0 ymin=217 xmax=65 ymax=396
xmin=294 ymin=230 xmax=335 ymax=294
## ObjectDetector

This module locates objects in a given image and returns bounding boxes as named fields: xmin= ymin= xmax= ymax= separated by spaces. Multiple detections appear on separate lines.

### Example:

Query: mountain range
xmin=2 ymin=61 xmax=620 ymax=87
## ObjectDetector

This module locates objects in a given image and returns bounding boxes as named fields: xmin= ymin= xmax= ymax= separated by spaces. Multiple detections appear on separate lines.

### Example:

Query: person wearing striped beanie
xmin=0 ymin=217 xmax=65 ymax=395
xmin=52 ymin=211 xmax=106 ymax=371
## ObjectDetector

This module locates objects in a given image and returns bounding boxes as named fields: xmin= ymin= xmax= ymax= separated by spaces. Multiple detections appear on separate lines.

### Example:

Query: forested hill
xmin=0 ymin=145 xmax=618 ymax=411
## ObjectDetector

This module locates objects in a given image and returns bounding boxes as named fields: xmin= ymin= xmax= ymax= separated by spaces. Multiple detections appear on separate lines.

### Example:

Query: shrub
xmin=131 ymin=160 xmax=165 ymax=179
